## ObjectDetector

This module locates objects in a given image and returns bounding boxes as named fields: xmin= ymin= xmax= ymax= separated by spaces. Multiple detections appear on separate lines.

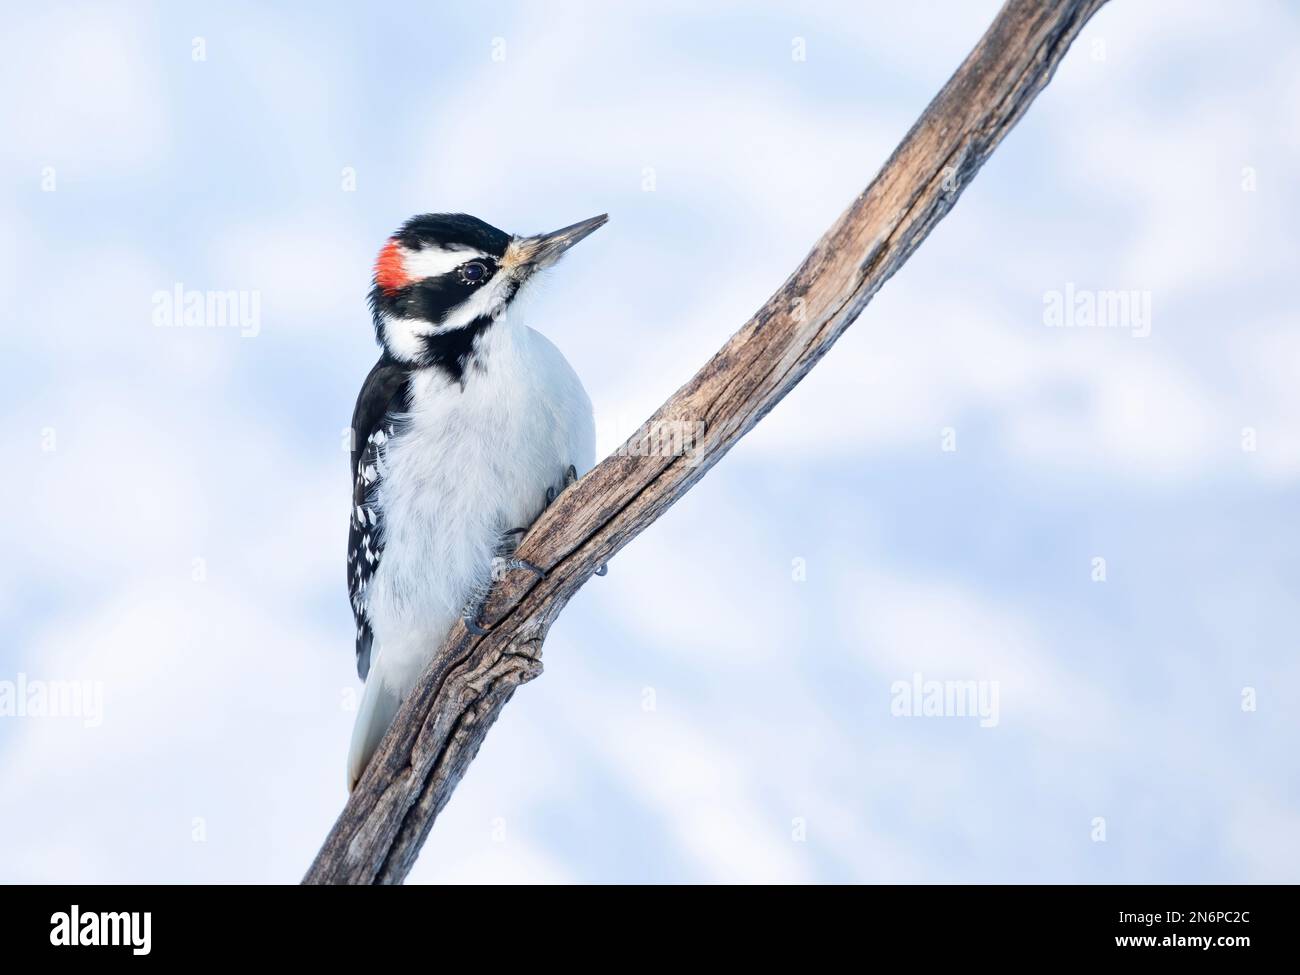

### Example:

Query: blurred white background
xmin=1 ymin=0 xmax=1297 ymax=883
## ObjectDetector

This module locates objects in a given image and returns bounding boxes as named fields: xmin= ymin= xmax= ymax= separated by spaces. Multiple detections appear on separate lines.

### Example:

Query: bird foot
xmin=545 ymin=464 xmax=579 ymax=507
xmin=491 ymin=555 xmax=546 ymax=583
xmin=463 ymin=557 xmax=547 ymax=635
xmin=461 ymin=600 xmax=490 ymax=636
xmin=546 ymin=466 xmax=610 ymax=577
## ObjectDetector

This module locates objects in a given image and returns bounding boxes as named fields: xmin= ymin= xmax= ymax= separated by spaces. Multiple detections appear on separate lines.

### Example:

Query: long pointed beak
xmin=506 ymin=214 xmax=609 ymax=272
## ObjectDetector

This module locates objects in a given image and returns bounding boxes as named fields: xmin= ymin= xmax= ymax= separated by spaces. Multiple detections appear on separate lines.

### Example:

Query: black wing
xmin=347 ymin=357 xmax=411 ymax=680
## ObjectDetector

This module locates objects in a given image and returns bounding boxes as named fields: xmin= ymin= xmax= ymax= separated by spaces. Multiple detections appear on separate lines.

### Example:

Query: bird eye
xmin=459 ymin=261 xmax=488 ymax=284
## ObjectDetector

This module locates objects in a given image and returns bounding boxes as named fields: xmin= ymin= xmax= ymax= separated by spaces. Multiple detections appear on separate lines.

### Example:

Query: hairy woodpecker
xmin=346 ymin=211 xmax=607 ymax=790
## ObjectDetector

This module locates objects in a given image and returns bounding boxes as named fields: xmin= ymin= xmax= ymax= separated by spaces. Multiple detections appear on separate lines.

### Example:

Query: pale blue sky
xmin=1 ymin=0 xmax=1297 ymax=883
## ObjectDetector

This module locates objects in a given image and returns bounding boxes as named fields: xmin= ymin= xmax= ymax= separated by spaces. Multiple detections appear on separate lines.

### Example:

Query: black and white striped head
xmin=368 ymin=212 xmax=607 ymax=369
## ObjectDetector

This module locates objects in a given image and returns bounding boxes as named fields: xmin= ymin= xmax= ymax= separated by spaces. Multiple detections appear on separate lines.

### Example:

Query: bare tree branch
xmin=304 ymin=0 xmax=1109 ymax=885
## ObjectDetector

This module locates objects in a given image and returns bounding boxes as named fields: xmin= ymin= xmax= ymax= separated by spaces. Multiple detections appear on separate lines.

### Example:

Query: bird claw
xmin=552 ymin=465 xmax=611 ymax=578
xmin=464 ymin=557 xmax=548 ymax=635
xmin=514 ymin=466 xmax=609 ymax=586
xmin=462 ymin=604 xmax=490 ymax=636
xmin=491 ymin=556 xmax=546 ymax=582
xmin=544 ymin=464 xmax=580 ymax=509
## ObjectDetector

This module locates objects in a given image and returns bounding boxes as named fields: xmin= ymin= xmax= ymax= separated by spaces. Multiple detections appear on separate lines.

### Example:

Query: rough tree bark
xmin=304 ymin=0 xmax=1110 ymax=885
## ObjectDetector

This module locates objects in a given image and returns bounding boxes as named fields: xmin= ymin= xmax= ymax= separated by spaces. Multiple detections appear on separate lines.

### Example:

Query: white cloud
xmin=0 ymin=4 xmax=168 ymax=168
xmin=571 ymin=671 xmax=813 ymax=883
xmin=1227 ymin=799 xmax=1300 ymax=884
xmin=842 ymin=570 xmax=1116 ymax=743
xmin=0 ymin=579 xmax=347 ymax=882
xmin=208 ymin=218 xmax=371 ymax=327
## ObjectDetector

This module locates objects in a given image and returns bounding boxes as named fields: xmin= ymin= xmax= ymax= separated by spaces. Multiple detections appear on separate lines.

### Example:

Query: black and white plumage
xmin=345 ymin=212 xmax=605 ymax=789
xmin=347 ymin=357 xmax=410 ymax=682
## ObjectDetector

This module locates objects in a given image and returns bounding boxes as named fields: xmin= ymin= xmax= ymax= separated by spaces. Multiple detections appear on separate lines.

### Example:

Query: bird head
xmin=368 ymin=212 xmax=608 ymax=364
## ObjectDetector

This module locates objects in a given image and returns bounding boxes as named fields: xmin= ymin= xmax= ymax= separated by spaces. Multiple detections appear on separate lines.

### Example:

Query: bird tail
xmin=347 ymin=671 xmax=402 ymax=792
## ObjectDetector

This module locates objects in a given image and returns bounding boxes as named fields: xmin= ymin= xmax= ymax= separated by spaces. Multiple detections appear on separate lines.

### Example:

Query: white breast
xmin=363 ymin=318 xmax=595 ymax=697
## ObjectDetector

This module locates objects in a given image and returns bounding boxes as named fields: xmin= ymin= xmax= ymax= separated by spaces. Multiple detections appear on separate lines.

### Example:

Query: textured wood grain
xmin=304 ymin=0 xmax=1109 ymax=885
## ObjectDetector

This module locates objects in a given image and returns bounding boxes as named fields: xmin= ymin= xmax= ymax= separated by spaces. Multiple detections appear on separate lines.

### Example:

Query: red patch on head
xmin=374 ymin=239 xmax=410 ymax=295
